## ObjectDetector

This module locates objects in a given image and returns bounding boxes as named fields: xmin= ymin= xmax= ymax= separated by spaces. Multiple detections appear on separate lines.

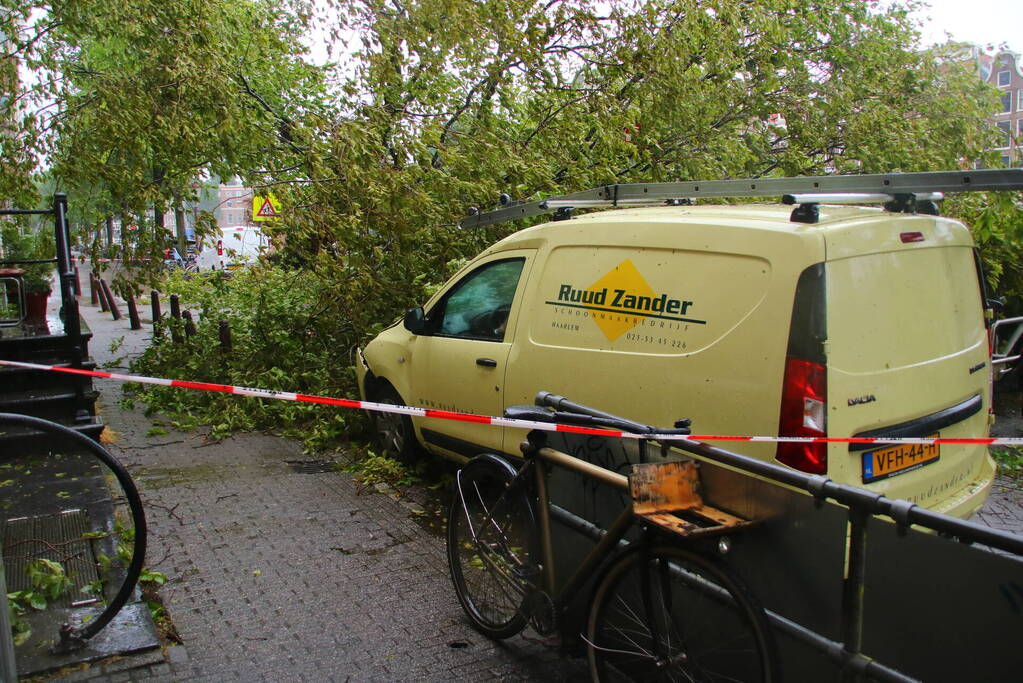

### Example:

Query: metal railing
xmin=0 ymin=194 xmax=83 ymax=367
xmin=0 ymin=413 xmax=148 ymax=659
xmin=992 ymin=315 xmax=1023 ymax=378
xmin=534 ymin=391 xmax=1023 ymax=683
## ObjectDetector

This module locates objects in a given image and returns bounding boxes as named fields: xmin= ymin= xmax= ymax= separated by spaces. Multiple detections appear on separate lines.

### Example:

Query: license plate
xmin=862 ymin=436 xmax=939 ymax=483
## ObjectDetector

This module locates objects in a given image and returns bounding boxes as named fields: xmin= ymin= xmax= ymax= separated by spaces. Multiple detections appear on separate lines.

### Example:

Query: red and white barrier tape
xmin=1 ymin=358 xmax=1018 ymax=446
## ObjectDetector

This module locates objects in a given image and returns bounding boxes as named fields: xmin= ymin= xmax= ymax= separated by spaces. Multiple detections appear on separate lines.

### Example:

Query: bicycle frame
xmin=528 ymin=441 xmax=634 ymax=605
xmin=449 ymin=419 xmax=781 ymax=681
xmin=457 ymin=430 xmax=748 ymax=622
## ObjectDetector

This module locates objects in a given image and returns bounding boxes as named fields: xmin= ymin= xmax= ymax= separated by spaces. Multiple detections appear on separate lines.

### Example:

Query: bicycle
xmin=160 ymin=250 xmax=199 ymax=275
xmin=446 ymin=393 xmax=779 ymax=682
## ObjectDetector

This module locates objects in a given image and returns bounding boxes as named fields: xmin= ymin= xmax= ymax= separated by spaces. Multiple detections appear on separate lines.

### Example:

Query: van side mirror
xmin=403 ymin=307 xmax=427 ymax=335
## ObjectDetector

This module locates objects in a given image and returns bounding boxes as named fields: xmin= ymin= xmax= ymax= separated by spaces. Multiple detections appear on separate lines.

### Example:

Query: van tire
xmin=370 ymin=384 xmax=421 ymax=464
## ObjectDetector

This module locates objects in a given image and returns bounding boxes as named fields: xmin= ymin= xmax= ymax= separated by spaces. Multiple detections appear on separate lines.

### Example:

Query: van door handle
xmin=476 ymin=358 xmax=498 ymax=367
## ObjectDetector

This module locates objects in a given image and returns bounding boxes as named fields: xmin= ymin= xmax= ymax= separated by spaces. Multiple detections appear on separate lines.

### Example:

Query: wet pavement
xmin=21 ymin=272 xmax=1023 ymax=681
xmin=977 ymin=386 xmax=1023 ymax=536
xmin=31 ymin=281 xmax=588 ymax=682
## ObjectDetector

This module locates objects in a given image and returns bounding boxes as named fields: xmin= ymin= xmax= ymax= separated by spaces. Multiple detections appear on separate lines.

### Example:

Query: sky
xmin=304 ymin=2 xmax=1023 ymax=65
xmin=912 ymin=0 xmax=1023 ymax=52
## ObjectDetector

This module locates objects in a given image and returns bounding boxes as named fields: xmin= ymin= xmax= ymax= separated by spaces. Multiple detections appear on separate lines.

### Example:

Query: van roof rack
xmin=460 ymin=169 xmax=1023 ymax=229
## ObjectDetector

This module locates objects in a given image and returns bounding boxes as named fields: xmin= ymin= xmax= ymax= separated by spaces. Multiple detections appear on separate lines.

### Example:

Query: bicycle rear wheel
xmin=446 ymin=455 xmax=536 ymax=639
xmin=587 ymin=544 xmax=778 ymax=682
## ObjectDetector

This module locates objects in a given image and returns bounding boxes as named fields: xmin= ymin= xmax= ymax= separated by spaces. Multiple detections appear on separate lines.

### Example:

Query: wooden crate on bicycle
xmin=629 ymin=461 xmax=754 ymax=537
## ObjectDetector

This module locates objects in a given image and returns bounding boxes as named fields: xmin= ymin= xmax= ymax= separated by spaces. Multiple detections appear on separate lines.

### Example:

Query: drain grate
xmin=1 ymin=509 xmax=101 ymax=607
xmin=286 ymin=460 xmax=336 ymax=474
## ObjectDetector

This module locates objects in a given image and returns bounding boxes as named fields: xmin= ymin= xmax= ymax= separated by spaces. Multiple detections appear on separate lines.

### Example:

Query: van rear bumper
xmin=925 ymin=453 xmax=996 ymax=520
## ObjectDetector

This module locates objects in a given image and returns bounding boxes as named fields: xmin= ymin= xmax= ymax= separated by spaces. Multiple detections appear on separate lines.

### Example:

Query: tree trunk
xmin=174 ymin=197 xmax=187 ymax=257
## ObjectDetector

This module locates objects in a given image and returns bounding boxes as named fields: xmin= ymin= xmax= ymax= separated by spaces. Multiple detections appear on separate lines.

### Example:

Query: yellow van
xmin=357 ymin=171 xmax=1023 ymax=518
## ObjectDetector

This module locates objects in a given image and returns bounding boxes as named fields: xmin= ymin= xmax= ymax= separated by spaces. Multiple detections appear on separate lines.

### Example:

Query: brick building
xmin=215 ymin=178 xmax=254 ymax=228
xmin=989 ymin=50 xmax=1023 ymax=166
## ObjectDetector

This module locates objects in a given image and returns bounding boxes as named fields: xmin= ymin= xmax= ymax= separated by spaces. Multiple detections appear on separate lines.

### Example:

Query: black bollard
xmin=91 ymin=273 xmax=104 ymax=310
xmin=99 ymin=279 xmax=121 ymax=320
xmin=150 ymin=291 xmax=163 ymax=341
xmin=219 ymin=319 xmax=232 ymax=353
xmin=126 ymin=292 xmax=141 ymax=330
xmin=182 ymin=310 xmax=197 ymax=338
xmin=151 ymin=290 xmax=162 ymax=322
xmin=169 ymin=294 xmax=183 ymax=344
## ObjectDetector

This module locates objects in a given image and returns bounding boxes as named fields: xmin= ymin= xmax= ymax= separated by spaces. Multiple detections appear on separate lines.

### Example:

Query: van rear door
xmin=825 ymin=216 xmax=994 ymax=514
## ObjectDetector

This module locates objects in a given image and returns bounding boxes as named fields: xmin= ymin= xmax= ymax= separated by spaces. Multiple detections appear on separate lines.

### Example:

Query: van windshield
xmin=827 ymin=246 xmax=985 ymax=372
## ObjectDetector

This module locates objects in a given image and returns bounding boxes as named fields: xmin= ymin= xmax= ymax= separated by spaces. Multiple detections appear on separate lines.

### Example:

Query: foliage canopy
xmin=3 ymin=0 xmax=1018 ymax=442
xmin=2 ymin=0 xmax=328 ymax=284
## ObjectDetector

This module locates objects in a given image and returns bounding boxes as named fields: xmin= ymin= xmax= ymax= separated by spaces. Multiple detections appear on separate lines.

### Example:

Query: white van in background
xmin=195 ymin=226 xmax=267 ymax=271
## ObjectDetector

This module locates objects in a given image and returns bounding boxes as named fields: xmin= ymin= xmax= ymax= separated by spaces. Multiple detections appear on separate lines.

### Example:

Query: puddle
xmin=133 ymin=464 xmax=224 ymax=489
xmin=285 ymin=459 xmax=337 ymax=474
xmin=331 ymin=529 xmax=417 ymax=556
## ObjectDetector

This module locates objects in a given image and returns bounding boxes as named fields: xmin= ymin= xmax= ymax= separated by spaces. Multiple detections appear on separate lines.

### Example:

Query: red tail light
xmin=777 ymin=357 xmax=827 ymax=474
xmin=217 ymin=240 xmax=224 ymax=256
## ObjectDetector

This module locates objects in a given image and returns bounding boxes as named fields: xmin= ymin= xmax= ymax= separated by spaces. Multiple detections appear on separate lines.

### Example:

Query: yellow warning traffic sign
xmin=252 ymin=193 xmax=281 ymax=221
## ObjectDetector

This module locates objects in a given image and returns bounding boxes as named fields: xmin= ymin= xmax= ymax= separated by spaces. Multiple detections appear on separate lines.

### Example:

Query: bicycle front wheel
xmin=587 ymin=545 xmax=777 ymax=682
xmin=446 ymin=455 xmax=536 ymax=639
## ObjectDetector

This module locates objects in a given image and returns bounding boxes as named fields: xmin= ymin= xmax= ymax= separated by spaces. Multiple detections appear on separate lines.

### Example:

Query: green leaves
xmin=139 ymin=569 xmax=168 ymax=587
xmin=26 ymin=558 xmax=73 ymax=602
xmin=133 ymin=265 xmax=365 ymax=448
xmin=2 ymin=0 xmax=331 ymax=280
xmin=31 ymin=0 xmax=1013 ymax=451
xmin=945 ymin=191 xmax=1023 ymax=310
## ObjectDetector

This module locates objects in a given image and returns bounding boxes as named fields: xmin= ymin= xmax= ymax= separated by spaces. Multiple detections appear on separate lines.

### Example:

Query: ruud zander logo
xmin=546 ymin=259 xmax=705 ymax=341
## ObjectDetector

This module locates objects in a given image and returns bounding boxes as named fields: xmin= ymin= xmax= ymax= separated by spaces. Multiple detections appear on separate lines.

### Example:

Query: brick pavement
xmin=95 ymin=410 xmax=583 ymax=682
xmin=977 ymin=387 xmax=1023 ymax=536
xmin=38 ymin=283 xmax=588 ymax=682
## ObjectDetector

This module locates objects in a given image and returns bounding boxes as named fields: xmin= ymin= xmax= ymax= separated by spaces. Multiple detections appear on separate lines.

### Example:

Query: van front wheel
xmin=371 ymin=384 xmax=420 ymax=463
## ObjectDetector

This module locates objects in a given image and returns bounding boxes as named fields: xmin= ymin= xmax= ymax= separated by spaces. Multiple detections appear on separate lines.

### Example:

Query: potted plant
xmin=0 ymin=225 xmax=55 ymax=323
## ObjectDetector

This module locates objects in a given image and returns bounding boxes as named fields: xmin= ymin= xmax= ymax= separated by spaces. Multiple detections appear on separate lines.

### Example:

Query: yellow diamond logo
xmin=588 ymin=260 xmax=656 ymax=342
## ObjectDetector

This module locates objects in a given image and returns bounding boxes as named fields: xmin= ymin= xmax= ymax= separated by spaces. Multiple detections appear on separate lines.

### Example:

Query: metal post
xmin=182 ymin=310 xmax=196 ymax=338
xmin=89 ymin=271 xmax=99 ymax=306
xmin=0 ymin=559 xmax=17 ymax=682
xmin=52 ymin=194 xmax=89 ymax=419
xmin=840 ymin=508 xmax=869 ymax=683
xmin=94 ymin=274 xmax=109 ymax=312
xmin=533 ymin=458 xmax=557 ymax=595
xmin=53 ymin=194 xmax=81 ymax=342
xmin=73 ymin=263 xmax=81 ymax=296
xmin=126 ymin=292 xmax=141 ymax=330
xmin=219 ymin=319 xmax=231 ymax=352
xmin=169 ymin=294 xmax=182 ymax=344
xmin=99 ymin=279 xmax=121 ymax=320
xmin=151 ymin=291 xmax=162 ymax=341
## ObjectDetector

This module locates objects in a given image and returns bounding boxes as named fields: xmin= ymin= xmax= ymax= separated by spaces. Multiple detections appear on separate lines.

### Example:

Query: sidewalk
xmin=43 ymin=283 xmax=586 ymax=681
xmin=37 ymin=274 xmax=1023 ymax=681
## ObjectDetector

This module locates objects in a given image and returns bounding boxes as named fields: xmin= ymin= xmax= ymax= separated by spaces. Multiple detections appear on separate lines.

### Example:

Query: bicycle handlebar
xmin=505 ymin=395 xmax=691 ymax=436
